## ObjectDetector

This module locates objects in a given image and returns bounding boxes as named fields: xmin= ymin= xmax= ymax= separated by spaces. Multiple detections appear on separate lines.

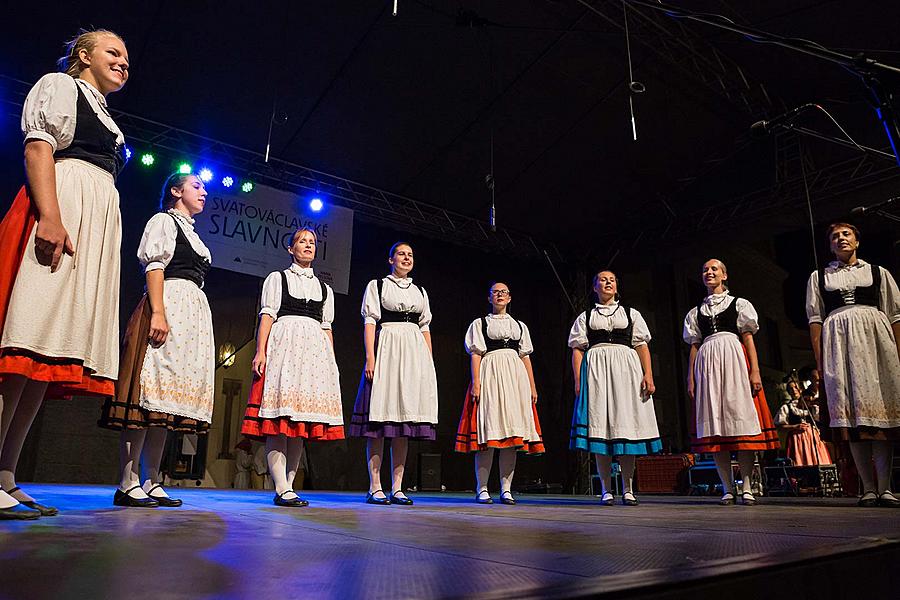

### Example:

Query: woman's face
xmin=488 ymin=282 xmax=511 ymax=310
xmin=289 ymin=231 xmax=317 ymax=264
xmin=389 ymin=244 xmax=414 ymax=275
xmin=829 ymin=226 xmax=859 ymax=258
xmin=787 ymin=380 xmax=801 ymax=400
xmin=594 ymin=271 xmax=618 ymax=301
xmin=701 ymin=260 xmax=727 ymax=290
xmin=172 ymin=176 xmax=207 ymax=217
xmin=82 ymin=35 xmax=129 ymax=95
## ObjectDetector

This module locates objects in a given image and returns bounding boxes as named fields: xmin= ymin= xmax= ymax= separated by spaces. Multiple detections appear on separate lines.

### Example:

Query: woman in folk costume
xmin=240 ymin=227 xmax=344 ymax=507
xmin=774 ymin=375 xmax=831 ymax=467
xmin=0 ymin=30 xmax=129 ymax=519
xmin=455 ymin=282 xmax=543 ymax=505
xmin=350 ymin=242 xmax=438 ymax=505
xmin=569 ymin=270 xmax=660 ymax=506
xmin=684 ymin=259 xmax=779 ymax=506
xmin=806 ymin=223 xmax=900 ymax=507
xmin=98 ymin=172 xmax=214 ymax=508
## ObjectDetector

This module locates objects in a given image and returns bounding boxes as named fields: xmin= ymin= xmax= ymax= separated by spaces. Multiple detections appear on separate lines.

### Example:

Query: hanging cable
xmin=798 ymin=138 xmax=820 ymax=269
xmin=623 ymin=1 xmax=645 ymax=141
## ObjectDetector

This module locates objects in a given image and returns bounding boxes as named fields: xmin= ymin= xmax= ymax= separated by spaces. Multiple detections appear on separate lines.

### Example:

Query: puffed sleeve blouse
xmin=137 ymin=210 xmax=212 ymax=275
xmin=465 ymin=314 xmax=534 ymax=357
xmin=568 ymin=302 xmax=652 ymax=350
xmin=682 ymin=292 xmax=759 ymax=345
xmin=805 ymin=260 xmax=900 ymax=324
xmin=258 ymin=263 xmax=335 ymax=329
xmin=21 ymin=73 xmax=124 ymax=152
xmin=360 ymin=275 xmax=432 ymax=332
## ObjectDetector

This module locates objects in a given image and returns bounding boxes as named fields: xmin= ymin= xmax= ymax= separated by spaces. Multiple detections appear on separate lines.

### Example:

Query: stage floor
xmin=1 ymin=485 xmax=898 ymax=599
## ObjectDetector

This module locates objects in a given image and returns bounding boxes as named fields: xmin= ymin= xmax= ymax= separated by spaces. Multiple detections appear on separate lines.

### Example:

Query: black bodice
xmin=277 ymin=271 xmax=327 ymax=321
xmin=818 ymin=263 xmax=881 ymax=318
xmin=164 ymin=214 xmax=210 ymax=288
xmin=585 ymin=305 xmax=633 ymax=348
xmin=54 ymin=82 xmax=126 ymax=178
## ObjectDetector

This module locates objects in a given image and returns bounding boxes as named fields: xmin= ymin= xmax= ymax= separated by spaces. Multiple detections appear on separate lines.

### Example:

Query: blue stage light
xmin=222 ymin=176 xmax=234 ymax=188
xmin=198 ymin=168 xmax=213 ymax=183
xmin=309 ymin=197 xmax=323 ymax=212
xmin=125 ymin=146 xmax=132 ymax=161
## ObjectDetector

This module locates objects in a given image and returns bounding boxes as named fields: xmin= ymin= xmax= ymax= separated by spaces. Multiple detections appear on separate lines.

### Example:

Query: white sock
xmin=872 ymin=441 xmax=894 ymax=495
xmin=0 ymin=489 xmax=19 ymax=509
xmin=714 ymin=451 xmax=735 ymax=494
xmin=737 ymin=451 xmax=756 ymax=495
xmin=594 ymin=454 xmax=613 ymax=495
xmin=849 ymin=441 xmax=876 ymax=492
xmin=618 ymin=456 xmax=636 ymax=494
xmin=143 ymin=479 xmax=168 ymax=498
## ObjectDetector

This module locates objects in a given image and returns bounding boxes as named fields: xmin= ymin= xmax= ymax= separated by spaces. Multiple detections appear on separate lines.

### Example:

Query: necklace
xmin=387 ymin=275 xmax=412 ymax=289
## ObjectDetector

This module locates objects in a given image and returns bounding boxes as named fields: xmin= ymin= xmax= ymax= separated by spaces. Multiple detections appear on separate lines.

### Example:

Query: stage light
xmin=125 ymin=146 xmax=132 ymax=161
xmin=309 ymin=197 xmax=323 ymax=212
xmin=140 ymin=153 xmax=155 ymax=166
xmin=241 ymin=181 xmax=254 ymax=193
xmin=178 ymin=162 xmax=192 ymax=174
xmin=222 ymin=176 xmax=234 ymax=188
xmin=198 ymin=168 xmax=213 ymax=183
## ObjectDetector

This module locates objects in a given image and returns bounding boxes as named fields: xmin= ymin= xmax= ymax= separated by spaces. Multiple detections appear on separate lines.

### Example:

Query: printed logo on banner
xmin=193 ymin=183 xmax=353 ymax=294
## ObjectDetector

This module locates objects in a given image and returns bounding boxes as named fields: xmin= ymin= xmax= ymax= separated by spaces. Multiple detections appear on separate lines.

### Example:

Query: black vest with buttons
xmin=277 ymin=271 xmax=327 ymax=321
xmin=818 ymin=263 xmax=881 ymax=318
xmin=376 ymin=278 xmax=423 ymax=324
xmin=696 ymin=297 xmax=740 ymax=341
xmin=482 ymin=316 xmax=523 ymax=353
xmin=586 ymin=305 xmax=633 ymax=348
xmin=164 ymin=214 xmax=210 ymax=288
xmin=54 ymin=82 xmax=126 ymax=179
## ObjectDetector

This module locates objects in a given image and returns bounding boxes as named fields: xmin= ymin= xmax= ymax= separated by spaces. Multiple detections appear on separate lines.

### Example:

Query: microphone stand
xmin=625 ymin=0 xmax=900 ymax=167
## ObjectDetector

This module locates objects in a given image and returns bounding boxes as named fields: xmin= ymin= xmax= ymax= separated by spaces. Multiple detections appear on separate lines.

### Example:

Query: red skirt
xmin=0 ymin=186 xmax=113 ymax=398
xmin=241 ymin=374 xmax=345 ymax=440
xmin=690 ymin=346 xmax=780 ymax=454
xmin=454 ymin=384 xmax=545 ymax=454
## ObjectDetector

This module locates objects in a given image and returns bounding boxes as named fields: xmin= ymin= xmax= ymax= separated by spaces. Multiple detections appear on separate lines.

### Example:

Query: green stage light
xmin=140 ymin=153 xmax=155 ymax=166
xmin=178 ymin=163 xmax=192 ymax=174
xmin=241 ymin=181 xmax=254 ymax=193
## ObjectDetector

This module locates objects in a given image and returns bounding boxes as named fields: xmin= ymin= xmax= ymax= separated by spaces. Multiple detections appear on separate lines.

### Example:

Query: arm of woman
xmin=634 ymin=344 xmax=655 ymax=396
xmin=470 ymin=353 xmax=482 ymax=401
xmin=324 ymin=328 xmax=334 ymax=348
xmin=740 ymin=332 xmax=763 ymax=394
xmin=572 ymin=348 xmax=584 ymax=397
xmin=687 ymin=344 xmax=699 ymax=399
xmin=252 ymin=315 xmax=274 ymax=377
xmin=364 ymin=322 xmax=377 ymax=380
xmin=809 ymin=323 xmax=823 ymax=373
xmin=25 ymin=141 xmax=73 ymax=271
xmin=422 ymin=330 xmax=433 ymax=354
xmin=521 ymin=355 xmax=538 ymax=404
xmin=146 ymin=269 xmax=168 ymax=347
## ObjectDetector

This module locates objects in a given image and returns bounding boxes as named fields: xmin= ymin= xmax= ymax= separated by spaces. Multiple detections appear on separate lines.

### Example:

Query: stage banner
xmin=194 ymin=183 xmax=354 ymax=294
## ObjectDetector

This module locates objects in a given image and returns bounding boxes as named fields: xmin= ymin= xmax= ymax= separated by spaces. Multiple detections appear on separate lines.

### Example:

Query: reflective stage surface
xmin=1 ymin=485 xmax=898 ymax=599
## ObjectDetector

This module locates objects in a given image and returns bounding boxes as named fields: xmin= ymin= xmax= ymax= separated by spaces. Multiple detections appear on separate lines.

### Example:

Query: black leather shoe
xmin=147 ymin=484 xmax=183 ymax=507
xmin=475 ymin=491 xmax=493 ymax=504
xmin=858 ymin=491 xmax=878 ymax=507
xmin=599 ymin=493 xmax=615 ymax=506
xmin=499 ymin=491 xmax=517 ymax=506
xmin=740 ymin=492 xmax=757 ymax=506
xmin=877 ymin=492 xmax=900 ymax=507
xmin=0 ymin=503 xmax=41 ymax=520
xmin=622 ymin=492 xmax=639 ymax=506
xmin=365 ymin=490 xmax=390 ymax=505
xmin=389 ymin=492 xmax=414 ymax=506
xmin=719 ymin=493 xmax=736 ymax=506
xmin=113 ymin=486 xmax=160 ymax=508
xmin=273 ymin=491 xmax=309 ymax=507
xmin=7 ymin=487 xmax=58 ymax=516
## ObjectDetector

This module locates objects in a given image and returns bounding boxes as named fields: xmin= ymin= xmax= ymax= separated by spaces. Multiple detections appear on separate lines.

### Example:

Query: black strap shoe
xmin=0 ymin=503 xmax=41 ymax=520
xmin=114 ymin=485 xmax=160 ymax=508
xmin=622 ymin=492 xmax=639 ymax=506
xmin=389 ymin=491 xmax=414 ymax=506
xmin=365 ymin=490 xmax=390 ymax=505
xmin=475 ymin=490 xmax=493 ymax=504
xmin=499 ymin=491 xmax=517 ymax=506
xmin=7 ymin=486 xmax=58 ymax=516
xmin=147 ymin=484 xmax=183 ymax=507
xmin=274 ymin=490 xmax=309 ymax=507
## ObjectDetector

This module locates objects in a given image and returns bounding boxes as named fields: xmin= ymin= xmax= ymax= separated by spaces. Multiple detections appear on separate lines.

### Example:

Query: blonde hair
xmin=57 ymin=29 xmax=124 ymax=77
xmin=290 ymin=227 xmax=318 ymax=246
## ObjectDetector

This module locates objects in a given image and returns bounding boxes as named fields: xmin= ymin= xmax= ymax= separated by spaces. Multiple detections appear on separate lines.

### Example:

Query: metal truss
xmin=577 ymin=0 xmax=776 ymax=118
xmin=1 ymin=75 xmax=552 ymax=260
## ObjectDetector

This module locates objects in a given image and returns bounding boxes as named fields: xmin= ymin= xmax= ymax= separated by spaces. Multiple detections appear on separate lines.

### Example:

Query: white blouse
xmin=682 ymin=292 xmax=759 ymax=345
xmin=465 ymin=314 xmax=534 ymax=357
xmin=21 ymin=73 xmax=125 ymax=153
xmin=259 ymin=263 xmax=335 ymax=329
xmin=138 ymin=210 xmax=212 ymax=275
xmin=567 ymin=301 xmax=652 ymax=349
xmin=805 ymin=260 xmax=900 ymax=324
xmin=361 ymin=275 xmax=432 ymax=332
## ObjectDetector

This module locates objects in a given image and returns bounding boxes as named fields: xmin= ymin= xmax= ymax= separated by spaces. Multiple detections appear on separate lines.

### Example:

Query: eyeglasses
xmin=490 ymin=289 xmax=510 ymax=296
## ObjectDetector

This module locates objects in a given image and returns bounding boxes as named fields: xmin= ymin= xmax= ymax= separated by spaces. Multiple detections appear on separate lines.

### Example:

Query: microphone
xmin=750 ymin=103 xmax=818 ymax=137
xmin=850 ymin=196 xmax=897 ymax=216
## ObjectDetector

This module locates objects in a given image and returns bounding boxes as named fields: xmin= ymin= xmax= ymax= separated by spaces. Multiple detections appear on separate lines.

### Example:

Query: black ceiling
xmin=5 ymin=1 xmax=900 ymax=253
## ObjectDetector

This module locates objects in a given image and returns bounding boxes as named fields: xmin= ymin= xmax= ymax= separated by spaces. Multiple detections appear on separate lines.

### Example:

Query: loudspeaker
xmin=418 ymin=453 xmax=442 ymax=491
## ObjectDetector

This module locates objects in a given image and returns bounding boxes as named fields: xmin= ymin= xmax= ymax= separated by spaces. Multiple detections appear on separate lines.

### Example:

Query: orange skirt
xmin=241 ymin=375 xmax=345 ymax=440
xmin=690 ymin=346 xmax=780 ymax=453
xmin=454 ymin=383 xmax=545 ymax=454
xmin=0 ymin=186 xmax=112 ymax=398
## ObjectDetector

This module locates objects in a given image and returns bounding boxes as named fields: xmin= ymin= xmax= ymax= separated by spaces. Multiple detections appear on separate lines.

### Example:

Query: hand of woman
xmin=471 ymin=380 xmax=481 ymax=402
xmin=148 ymin=311 xmax=169 ymax=347
xmin=364 ymin=355 xmax=376 ymax=381
xmin=531 ymin=387 xmax=538 ymax=405
xmin=749 ymin=369 xmax=763 ymax=395
xmin=252 ymin=352 xmax=266 ymax=378
xmin=687 ymin=377 xmax=695 ymax=400
xmin=641 ymin=375 xmax=656 ymax=397
xmin=35 ymin=218 xmax=74 ymax=272
xmin=574 ymin=379 xmax=581 ymax=398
